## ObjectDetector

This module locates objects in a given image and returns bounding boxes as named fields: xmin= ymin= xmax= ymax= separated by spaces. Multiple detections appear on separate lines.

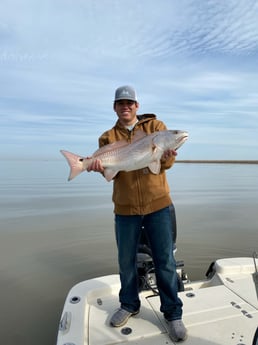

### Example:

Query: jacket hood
xmin=115 ymin=113 xmax=157 ymax=129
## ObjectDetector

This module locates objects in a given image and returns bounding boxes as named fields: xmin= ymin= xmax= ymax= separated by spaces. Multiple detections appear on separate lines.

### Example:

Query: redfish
xmin=61 ymin=130 xmax=188 ymax=182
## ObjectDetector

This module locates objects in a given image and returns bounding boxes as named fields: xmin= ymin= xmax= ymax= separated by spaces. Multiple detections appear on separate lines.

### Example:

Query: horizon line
xmin=176 ymin=160 xmax=258 ymax=164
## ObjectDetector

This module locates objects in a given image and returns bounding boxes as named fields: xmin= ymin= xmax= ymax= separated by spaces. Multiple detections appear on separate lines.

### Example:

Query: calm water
xmin=0 ymin=161 xmax=257 ymax=345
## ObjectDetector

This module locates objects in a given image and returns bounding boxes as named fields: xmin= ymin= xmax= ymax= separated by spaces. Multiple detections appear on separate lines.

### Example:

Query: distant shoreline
xmin=1 ymin=158 xmax=258 ymax=165
xmin=176 ymin=160 xmax=258 ymax=164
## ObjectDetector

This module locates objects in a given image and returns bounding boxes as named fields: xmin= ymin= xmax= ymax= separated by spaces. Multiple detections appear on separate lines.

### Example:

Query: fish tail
xmin=60 ymin=150 xmax=87 ymax=181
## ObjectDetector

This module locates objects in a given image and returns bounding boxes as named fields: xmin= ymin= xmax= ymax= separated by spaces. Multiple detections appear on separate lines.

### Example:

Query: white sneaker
xmin=110 ymin=308 xmax=139 ymax=327
xmin=166 ymin=319 xmax=187 ymax=342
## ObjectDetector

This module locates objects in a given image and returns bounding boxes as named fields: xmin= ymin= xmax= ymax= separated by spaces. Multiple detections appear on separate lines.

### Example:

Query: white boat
xmin=56 ymin=249 xmax=258 ymax=345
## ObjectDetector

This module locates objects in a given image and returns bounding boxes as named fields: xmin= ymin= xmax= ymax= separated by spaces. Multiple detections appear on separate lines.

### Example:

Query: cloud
xmin=0 ymin=0 xmax=258 ymax=160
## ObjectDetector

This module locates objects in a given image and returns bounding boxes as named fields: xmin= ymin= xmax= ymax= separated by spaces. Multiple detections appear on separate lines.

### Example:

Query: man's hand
xmin=161 ymin=149 xmax=177 ymax=160
xmin=86 ymin=158 xmax=104 ymax=172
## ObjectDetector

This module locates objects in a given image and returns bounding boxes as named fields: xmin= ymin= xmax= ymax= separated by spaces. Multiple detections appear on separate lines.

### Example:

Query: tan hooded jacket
xmin=98 ymin=114 xmax=175 ymax=215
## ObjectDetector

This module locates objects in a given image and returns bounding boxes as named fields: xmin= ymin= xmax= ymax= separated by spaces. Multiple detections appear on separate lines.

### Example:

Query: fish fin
xmin=148 ymin=160 xmax=161 ymax=174
xmin=60 ymin=150 xmax=86 ymax=181
xmin=92 ymin=130 xmax=146 ymax=157
xmin=92 ymin=140 xmax=128 ymax=156
xmin=103 ymin=168 xmax=118 ymax=182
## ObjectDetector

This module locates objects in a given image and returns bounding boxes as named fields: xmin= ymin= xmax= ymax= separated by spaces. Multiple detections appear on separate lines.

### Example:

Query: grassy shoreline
xmin=176 ymin=160 xmax=258 ymax=164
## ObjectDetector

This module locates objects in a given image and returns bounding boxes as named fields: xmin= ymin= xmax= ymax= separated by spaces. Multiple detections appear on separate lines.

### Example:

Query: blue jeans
xmin=115 ymin=205 xmax=183 ymax=320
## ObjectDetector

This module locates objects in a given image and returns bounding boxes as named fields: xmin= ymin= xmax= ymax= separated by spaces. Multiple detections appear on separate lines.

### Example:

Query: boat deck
xmin=57 ymin=257 xmax=258 ymax=345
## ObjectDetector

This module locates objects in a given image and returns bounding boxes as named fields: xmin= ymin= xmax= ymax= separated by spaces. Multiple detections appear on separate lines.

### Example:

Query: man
xmin=87 ymin=85 xmax=187 ymax=342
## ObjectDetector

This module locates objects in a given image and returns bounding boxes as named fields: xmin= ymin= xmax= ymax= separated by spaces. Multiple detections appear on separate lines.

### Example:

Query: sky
xmin=1 ymin=0 xmax=258 ymax=160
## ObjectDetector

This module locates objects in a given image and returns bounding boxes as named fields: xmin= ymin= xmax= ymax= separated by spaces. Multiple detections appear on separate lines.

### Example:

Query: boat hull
xmin=56 ymin=257 xmax=258 ymax=345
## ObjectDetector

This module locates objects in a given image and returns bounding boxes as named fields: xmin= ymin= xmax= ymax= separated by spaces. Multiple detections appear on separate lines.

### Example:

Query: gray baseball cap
xmin=114 ymin=85 xmax=137 ymax=102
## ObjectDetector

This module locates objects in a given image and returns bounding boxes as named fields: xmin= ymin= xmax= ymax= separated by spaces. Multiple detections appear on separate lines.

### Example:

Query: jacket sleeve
xmin=98 ymin=132 xmax=111 ymax=148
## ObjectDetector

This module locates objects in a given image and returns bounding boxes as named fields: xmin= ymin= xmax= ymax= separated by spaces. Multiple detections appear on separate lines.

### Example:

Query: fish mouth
xmin=175 ymin=135 xmax=188 ymax=150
